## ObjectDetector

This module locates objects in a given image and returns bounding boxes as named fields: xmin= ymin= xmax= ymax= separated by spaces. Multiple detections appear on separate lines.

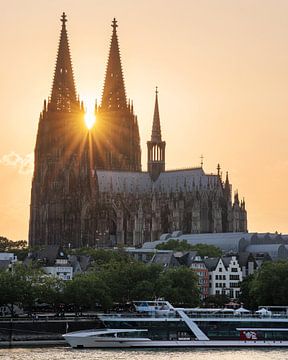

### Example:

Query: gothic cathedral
xmin=29 ymin=14 xmax=247 ymax=248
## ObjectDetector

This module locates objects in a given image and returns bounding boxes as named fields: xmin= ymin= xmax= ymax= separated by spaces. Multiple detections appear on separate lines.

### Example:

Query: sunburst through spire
xmin=83 ymin=97 xmax=96 ymax=129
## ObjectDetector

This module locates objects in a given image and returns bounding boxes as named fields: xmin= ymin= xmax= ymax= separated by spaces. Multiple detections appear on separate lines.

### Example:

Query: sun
xmin=84 ymin=98 xmax=96 ymax=129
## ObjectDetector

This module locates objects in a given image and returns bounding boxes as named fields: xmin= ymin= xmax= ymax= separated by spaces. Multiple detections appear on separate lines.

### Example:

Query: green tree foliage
xmin=0 ymin=236 xmax=27 ymax=251
xmin=240 ymin=261 xmax=288 ymax=307
xmin=37 ymin=276 xmax=65 ymax=310
xmin=0 ymin=250 xmax=201 ymax=315
xmin=156 ymin=267 xmax=200 ymax=307
xmin=0 ymin=265 xmax=43 ymax=316
xmin=64 ymin=273 xmax=112 ymax=311
xmin=156 ymin=239 xmax=222 ymax=257
xmin=0 ymin=236 xmax=28 ymax=261
xmin=0 ymin=265 xmax=67 ymax=315
xmin=98 ymin=262 xmax=163 ymax=304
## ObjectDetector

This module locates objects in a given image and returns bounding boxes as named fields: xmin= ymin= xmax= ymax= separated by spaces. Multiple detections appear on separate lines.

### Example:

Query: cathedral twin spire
xmin=50 ymin=15 xmax=129 ymax=113
xmin=50 ymin=13 xmax=77 ymax=112
xmin=101 ymin=18 xmax=127 ymax=111
xmin=48 ymin=14 xmax=164 ymax=174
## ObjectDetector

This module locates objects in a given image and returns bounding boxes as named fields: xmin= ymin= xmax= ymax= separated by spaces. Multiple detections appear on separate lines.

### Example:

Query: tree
xmin=37 ymin=276 xmax=65 ymax=311
xmin=64 ymin=272 xmax=112 ymax=311
xmin=97 ymin=261 xmax=161 ymax=304
xmin=0 ymin=236 xmax=27 ymax=252
xmin=156 ymin=267 xmax=200 ymax=306
xmin=0 ymin=265 xmax=43 ymax=316
xmin=239 ymin=275 xmax=257 ymax=310
xmin=156 ymin=239 xmax=221 ymax=257
xmin=242 ymin=261 xmax=288 ymax=307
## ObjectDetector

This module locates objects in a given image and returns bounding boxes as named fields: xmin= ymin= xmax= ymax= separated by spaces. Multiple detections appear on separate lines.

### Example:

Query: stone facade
xmin=29 ymin=14 xmax=247 ymax=249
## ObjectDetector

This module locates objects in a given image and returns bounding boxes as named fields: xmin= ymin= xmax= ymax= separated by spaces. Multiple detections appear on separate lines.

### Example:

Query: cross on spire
xmin=61 ymin=12 xmax=67 ymax=25
xmin=112 ymin=18 xmax=118 ymax=30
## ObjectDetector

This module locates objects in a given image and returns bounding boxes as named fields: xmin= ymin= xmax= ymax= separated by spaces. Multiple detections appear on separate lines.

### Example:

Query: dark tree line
xmin=0 ymin=251 xmax=200 ymax=316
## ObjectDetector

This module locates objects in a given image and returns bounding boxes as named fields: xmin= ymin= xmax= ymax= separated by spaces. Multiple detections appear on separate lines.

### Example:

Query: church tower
xmin=147 ymin=88 xmax=166 ymax=181
xmin=95 ymin=19 xmax=141 ymax=171
xmin=29 ymin=13 xmax=97 ymax=248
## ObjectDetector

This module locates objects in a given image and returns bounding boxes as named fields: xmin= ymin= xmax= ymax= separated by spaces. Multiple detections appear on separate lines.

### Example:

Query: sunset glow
xmin=2 ymin=1 xmax=288 ymax=241
xmin=84 ymin=99 xmax=96 ymax=129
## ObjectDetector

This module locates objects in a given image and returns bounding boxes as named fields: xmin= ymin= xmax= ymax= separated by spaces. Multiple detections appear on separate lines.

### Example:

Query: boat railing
xmin=98 ymin=311 xmax=181 ymax=319
xmin=185 ymin=312 xmax=288 ymax=319
xmin=98 ymin=312 xmax=288 ymax=320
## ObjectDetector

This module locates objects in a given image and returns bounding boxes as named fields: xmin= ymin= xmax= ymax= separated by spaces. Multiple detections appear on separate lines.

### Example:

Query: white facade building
xmin=43 ymin=258 xmax=73 ymax=281
xmin=205 ymin=256 xmax=242 ymax=299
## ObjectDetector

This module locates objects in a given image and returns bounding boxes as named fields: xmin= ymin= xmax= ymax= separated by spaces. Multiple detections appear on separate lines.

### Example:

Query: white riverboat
xmin=63 ymin=301 xmax=288 ymax=348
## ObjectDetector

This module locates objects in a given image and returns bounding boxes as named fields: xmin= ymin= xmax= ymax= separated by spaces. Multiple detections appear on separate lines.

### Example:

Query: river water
xmin=1 ymin=348 xmax=288 ymax=360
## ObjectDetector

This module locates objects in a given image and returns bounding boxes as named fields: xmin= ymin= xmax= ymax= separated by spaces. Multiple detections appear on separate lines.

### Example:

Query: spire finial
xmin=217 ymin=163 xmax=221 ymax=176
xmin=61 ymin=12 xmax=67 ymax=25
xmin=156 ymin=86 xmax=158 ymax=95
xmin=112 ymin=18 xmax=118 ymax=31
xmin=200 ymin=154 xmax=204 ymax=168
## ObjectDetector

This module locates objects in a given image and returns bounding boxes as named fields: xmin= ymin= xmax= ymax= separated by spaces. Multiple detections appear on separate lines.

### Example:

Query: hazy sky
xmin=1 ymin=0 xmax=288 ymax=240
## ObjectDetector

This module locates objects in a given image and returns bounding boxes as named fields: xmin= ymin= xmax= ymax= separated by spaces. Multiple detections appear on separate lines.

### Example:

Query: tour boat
xmin=63 ymin=300 xmax=288 ymax=348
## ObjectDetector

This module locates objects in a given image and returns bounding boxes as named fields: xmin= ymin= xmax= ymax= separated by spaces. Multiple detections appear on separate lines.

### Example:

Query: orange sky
xmin=1 ymin=0 xmax=288 ymax=240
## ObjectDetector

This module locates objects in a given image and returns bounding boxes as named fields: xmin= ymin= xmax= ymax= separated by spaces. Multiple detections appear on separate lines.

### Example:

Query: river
xmin=1 ymin=348 xmax=288 ymax=360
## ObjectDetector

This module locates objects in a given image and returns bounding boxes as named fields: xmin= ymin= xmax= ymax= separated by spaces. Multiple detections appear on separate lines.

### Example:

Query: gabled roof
xmin=237 ymin=252 xmax=257 ymax=267
xmin=173 ymin=251 xmax=198 ymax=266
xmin=150 ymin=252 xmax=180 ymax=267
xmin=222 ymin=256 xmax=234 ymax=269
xmin=28 ymin=245 xmax=68 ymax=266
xmin=203 ymin=257 xmax=220 ymax=271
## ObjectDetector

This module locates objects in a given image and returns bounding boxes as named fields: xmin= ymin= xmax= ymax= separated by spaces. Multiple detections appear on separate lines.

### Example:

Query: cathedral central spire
xmin=50 ymin=12 xmax=77 ymax=112
xmin=147 ymin=88 xmax=166 ymax=181
xmin=101 ymin=18 xmax=127 ymax=111
xmin=151 ymin=87 xmax=162 ymax=142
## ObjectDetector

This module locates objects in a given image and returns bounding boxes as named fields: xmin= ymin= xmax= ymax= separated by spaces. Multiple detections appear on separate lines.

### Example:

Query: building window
xmin=219 ymin=268 xmax=222 ymax=272
xmin=230 ymin=275 xmax=240 ymax=280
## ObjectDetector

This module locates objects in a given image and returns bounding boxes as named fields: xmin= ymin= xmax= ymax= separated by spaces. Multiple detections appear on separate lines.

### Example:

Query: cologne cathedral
xmin=29 ymin=14 xmax=247 ymax=248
